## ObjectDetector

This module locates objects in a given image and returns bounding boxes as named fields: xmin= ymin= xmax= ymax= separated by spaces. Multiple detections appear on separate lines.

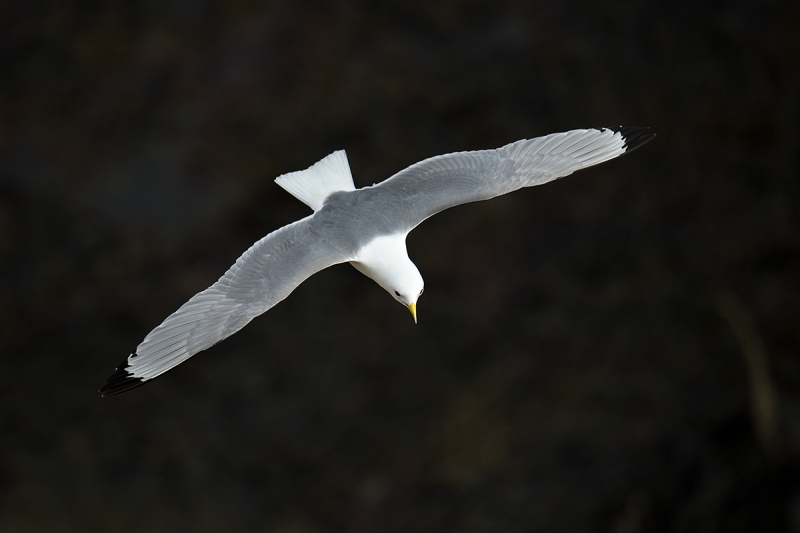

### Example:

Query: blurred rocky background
xmin=1 ymin=0 xmax=799 ymax=531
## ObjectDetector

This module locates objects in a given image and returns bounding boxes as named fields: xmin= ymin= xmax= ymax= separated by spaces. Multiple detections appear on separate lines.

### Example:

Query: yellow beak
xmin=407 ymin=302 xmax=417 ymax=324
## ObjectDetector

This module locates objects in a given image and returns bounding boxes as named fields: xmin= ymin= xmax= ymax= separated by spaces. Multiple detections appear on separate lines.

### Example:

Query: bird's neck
xmin=349 ymin=232 xmax=414 ymax=292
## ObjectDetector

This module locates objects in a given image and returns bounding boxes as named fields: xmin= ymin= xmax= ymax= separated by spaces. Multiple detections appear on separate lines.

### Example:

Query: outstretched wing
xmin=100 ymin=216 xmax=348 ymax=395
xmin=375 ymin=127 xmax=654 ymax=231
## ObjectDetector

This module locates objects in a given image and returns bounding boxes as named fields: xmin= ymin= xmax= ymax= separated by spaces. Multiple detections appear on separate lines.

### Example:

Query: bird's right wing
xmin=100 ymin=216 xmax=349 ymax=396
xmin=375 ymin=127 xmax=654 ymax=231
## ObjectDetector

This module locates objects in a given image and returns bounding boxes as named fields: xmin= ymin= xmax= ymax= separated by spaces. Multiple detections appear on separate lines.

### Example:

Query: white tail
xmin=275 ymin=150 xmax=356 ymax=211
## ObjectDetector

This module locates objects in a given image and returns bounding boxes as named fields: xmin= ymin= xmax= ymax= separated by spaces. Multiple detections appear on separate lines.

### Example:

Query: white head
xmin=351 ymin=233 xmax=424 ymax=322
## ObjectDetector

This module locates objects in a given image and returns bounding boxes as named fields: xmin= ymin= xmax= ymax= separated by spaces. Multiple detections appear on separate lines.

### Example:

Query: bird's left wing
xmin=100 ymin=216 xmax=349 ymax=395
xmin=374 ymin=127 xmax=654 ymax=231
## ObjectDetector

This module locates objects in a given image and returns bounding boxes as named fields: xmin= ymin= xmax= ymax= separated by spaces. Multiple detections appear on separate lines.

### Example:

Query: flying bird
xmin=100 ymin=127 xmax=654 ymax=396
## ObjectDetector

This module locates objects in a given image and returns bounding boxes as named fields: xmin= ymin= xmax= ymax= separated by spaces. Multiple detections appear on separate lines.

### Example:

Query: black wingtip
xmin=99 ymin=356 xmax=146 ymax=397
xmin=611 ymin=126 xmax=655 ymax=154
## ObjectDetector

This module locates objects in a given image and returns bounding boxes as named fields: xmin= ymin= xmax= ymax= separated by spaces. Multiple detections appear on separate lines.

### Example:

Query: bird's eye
xmin=394 ymin=290 xmax=401 ymax=297
xmin=419 ymin=288 xmax=424 ymax=296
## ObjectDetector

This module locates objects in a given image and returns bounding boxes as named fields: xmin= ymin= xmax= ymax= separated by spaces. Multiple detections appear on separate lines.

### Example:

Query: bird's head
xmin=387 ymin=266 xmax=424 ymax=323
xmin=350 ymin=233 xmax=424 ymax=323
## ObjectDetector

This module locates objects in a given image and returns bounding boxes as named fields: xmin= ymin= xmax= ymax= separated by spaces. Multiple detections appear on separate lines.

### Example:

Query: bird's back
xmin=310 ymin=186 xmax=414 ymax=257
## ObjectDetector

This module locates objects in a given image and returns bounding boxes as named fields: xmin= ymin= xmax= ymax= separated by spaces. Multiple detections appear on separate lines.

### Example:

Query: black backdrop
xmin=2 ymin=1 xmax=799 ymax=531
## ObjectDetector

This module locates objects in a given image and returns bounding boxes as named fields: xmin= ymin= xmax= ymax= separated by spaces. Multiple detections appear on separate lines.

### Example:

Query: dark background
xmin=2 ymin=1 xmax=799 ymax=531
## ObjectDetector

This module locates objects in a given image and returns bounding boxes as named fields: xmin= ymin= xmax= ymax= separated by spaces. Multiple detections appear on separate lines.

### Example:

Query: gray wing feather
xmin=125 ymin=216 xmax=347 ymax=381
xmin=376 ymin=128 xmax=636 ymax=230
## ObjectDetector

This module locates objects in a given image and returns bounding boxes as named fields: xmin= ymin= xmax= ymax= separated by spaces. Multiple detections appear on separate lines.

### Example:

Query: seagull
xmin=100 ymin=127 xmax=654 ymax=396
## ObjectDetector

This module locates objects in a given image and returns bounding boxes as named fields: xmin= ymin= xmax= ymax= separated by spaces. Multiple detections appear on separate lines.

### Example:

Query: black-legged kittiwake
xmin=100 ymin=127 xmax=654 ymax=395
